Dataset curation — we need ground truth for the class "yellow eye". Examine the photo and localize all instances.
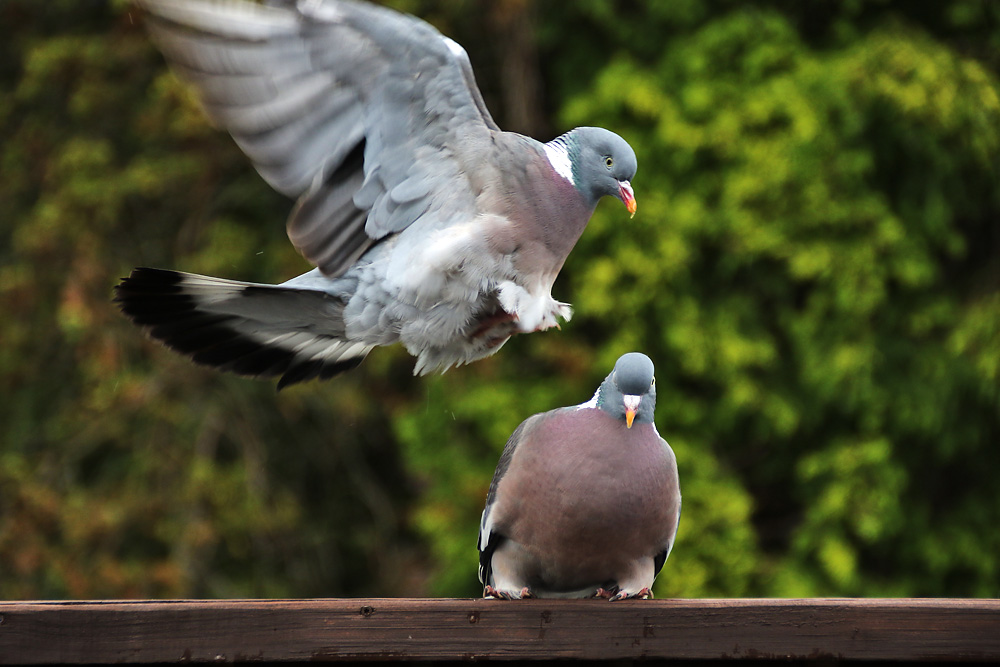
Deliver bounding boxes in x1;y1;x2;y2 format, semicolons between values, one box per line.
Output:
605;156;614;168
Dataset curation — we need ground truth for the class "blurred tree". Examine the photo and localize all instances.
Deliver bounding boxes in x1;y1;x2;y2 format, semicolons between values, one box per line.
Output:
1;0;998;600
0;0;425;598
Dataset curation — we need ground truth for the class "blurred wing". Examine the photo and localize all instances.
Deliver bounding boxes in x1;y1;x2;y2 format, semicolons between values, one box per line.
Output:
140;0;500;276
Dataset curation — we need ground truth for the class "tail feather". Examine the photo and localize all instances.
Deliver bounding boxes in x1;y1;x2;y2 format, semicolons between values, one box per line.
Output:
115;267;370;386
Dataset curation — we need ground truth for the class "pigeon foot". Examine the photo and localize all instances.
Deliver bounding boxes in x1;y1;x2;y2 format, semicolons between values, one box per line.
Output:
495;282;572;333
534;301;572;332
484;584;533;600
610;586;653;601
594;586;619;599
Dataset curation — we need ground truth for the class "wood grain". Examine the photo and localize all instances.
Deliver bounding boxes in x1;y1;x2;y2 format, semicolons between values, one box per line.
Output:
1;598;998;664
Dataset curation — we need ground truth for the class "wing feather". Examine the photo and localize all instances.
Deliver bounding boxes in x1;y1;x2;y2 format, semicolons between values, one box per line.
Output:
139;0;501;277
478;415;542;584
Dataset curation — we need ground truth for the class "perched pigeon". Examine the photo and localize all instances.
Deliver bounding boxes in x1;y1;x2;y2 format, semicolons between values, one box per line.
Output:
478;353;680;600
115;0;638;388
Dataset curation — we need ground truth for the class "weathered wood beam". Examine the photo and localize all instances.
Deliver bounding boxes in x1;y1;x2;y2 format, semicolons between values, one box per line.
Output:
1;598;998;664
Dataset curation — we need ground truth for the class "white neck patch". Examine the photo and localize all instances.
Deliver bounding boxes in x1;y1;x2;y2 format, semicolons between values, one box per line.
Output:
576;387;600;410
442;36;467;60
543;136;575;186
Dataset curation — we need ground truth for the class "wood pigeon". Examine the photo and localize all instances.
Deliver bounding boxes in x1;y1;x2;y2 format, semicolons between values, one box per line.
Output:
115;0;638;388
478;353;681;600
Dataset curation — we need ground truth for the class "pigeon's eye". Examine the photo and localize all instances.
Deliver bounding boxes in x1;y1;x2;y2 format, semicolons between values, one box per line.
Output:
605;156;614;169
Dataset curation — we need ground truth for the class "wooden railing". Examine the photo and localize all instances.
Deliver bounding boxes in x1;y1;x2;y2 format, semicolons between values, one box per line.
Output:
1;598;998;664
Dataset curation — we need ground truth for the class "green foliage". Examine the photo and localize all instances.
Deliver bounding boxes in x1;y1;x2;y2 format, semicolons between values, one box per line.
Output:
1;0;998;599
1;2;422;598
397;3;1000;598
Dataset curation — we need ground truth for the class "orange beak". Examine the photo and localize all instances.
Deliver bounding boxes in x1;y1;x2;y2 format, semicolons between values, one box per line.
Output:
623;394;641;429
619;180;636;218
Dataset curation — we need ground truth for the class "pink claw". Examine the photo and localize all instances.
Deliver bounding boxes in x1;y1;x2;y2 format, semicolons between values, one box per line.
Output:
484;584;533;600
610;587;654;601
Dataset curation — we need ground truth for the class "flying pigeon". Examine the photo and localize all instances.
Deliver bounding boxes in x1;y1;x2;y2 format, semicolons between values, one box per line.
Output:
115;0;638;388
478;353;681;600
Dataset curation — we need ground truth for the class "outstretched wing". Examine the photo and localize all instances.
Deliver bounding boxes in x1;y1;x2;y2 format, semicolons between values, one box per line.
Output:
140;0;500;276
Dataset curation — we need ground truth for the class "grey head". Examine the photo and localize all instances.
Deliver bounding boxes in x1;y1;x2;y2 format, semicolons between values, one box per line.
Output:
595;352;656;428
551;127;638;216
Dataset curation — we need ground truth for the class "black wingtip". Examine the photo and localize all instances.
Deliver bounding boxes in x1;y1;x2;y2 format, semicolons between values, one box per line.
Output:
114;266;368;387
276;354;366;391
115;266;181;297
478;531;504;589
115;267;189;324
